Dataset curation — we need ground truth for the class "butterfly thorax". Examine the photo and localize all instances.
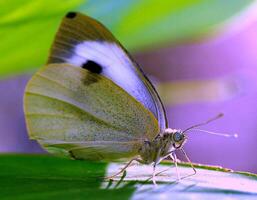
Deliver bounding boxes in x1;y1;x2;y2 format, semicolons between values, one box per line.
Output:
138;129;187;164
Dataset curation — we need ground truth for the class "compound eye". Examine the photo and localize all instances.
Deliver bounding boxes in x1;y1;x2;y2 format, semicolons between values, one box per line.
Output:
173;132;183;142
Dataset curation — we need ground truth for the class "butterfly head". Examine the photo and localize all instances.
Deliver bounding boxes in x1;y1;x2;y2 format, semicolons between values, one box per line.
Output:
162;128;187;149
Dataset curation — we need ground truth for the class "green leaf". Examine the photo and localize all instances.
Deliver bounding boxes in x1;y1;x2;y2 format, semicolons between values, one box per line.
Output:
0;0;255;78
0;0;83;78
1;154;256;199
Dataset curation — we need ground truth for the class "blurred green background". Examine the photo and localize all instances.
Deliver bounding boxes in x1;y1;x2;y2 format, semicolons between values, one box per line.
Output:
1;0;254;77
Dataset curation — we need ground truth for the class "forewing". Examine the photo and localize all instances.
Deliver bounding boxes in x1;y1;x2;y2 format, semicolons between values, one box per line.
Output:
24;64;159;159
47;12;168;131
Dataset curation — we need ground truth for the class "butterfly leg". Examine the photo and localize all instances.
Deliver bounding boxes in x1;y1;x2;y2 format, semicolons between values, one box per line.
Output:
170;152;181;181
180;148;196;179
149;151;177;184
105;157;143;180
152;163;157;185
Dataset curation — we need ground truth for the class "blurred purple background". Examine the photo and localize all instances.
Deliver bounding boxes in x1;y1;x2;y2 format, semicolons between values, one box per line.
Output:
135;19;257;173
0;15;256;173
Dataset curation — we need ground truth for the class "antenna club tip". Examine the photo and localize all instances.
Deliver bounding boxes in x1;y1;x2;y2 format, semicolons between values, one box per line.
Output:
234;134;238;138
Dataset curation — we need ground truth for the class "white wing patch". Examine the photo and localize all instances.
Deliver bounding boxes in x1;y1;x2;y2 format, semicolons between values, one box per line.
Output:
66;41;159;122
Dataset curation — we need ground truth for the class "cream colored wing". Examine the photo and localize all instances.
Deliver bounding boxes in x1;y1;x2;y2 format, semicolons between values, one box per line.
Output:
39;140;141;161
24;63;159;160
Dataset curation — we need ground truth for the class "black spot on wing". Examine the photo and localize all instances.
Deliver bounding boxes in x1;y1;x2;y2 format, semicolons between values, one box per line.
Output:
66;12;77;19
82;60;103;74
81;61;103;85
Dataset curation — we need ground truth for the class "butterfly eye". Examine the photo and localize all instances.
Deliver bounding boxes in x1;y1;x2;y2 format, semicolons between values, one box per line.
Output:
173;132;183;142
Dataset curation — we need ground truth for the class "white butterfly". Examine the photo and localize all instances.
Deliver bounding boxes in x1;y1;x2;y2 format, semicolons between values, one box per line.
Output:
24;12;196;184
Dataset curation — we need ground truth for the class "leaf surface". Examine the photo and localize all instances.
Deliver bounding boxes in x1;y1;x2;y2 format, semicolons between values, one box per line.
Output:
0;154;256;200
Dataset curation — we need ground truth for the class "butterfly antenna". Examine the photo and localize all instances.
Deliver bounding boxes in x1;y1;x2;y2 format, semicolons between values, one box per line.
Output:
187;128;238;138
182;113;224;133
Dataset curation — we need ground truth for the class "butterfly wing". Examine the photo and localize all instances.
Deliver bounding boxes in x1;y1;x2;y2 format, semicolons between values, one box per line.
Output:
24;64;159;160
38;140;142;161
47;12;168;131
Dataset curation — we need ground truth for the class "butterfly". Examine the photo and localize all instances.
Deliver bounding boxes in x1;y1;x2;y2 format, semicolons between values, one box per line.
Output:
24;11;217;184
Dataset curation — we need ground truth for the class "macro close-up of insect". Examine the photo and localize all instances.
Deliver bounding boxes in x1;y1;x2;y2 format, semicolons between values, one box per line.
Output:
24;12;239;184
1;1;257;200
